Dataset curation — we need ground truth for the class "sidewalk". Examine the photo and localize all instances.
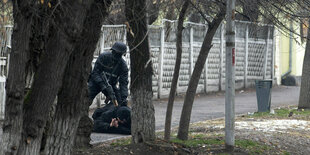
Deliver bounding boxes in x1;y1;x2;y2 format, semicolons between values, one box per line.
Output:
0;86;300;144
90;85;300;144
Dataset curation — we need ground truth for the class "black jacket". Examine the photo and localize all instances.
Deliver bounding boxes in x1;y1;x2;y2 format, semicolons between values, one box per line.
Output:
92;105;131;135
89;52;129;103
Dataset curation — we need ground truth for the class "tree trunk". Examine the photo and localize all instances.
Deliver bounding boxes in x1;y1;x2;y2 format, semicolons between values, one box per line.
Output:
17;1;92;154
146;0;160;25
22;7;50;152
164;1;178;41
18;30;73;155
125;0;155;143
73;1;112;148
298;20;310;109
164;0;189;141
25;10;47;90
0;1;33;154
43;1;113;153
241;0;259;22
177;10;225;140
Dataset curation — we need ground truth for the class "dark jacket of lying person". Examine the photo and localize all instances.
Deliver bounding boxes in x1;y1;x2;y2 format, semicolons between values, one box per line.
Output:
92;105;131;135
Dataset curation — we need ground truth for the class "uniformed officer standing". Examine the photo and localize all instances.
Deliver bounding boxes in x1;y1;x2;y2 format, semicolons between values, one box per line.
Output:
88;41;129;106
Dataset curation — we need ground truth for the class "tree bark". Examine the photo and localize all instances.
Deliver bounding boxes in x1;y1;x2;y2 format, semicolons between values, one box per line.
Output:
164;0;189;141
25;9;48;90
146;0;160;25
73;1;112;148
0;1;34;154
177;10;226;140
17;1;92;154
125;0;155;143
298;20;310;109
42;1;113;154
163;0;179;41
241;0;259;22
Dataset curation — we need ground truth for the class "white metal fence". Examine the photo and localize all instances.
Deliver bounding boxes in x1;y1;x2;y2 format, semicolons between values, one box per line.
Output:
0;20;275;119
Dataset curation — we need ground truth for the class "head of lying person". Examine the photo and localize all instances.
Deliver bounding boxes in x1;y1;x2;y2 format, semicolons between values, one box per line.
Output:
116;106;131;126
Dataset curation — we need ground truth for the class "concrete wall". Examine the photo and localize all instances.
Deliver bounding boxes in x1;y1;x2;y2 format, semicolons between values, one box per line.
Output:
0;78;5;120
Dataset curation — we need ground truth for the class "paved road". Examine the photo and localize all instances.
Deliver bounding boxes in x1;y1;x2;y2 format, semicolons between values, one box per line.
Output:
91;86;300;144
0;86;300;144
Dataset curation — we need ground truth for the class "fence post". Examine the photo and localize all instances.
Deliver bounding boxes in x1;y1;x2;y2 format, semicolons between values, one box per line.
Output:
263;27;270;79
6;26;12;77
219;24;224;91
189;25;194;77
123;25;127;44
100;26;105;54
157;25;165;99
271;26;275;82
204;25;208;93
204;57;208;94
0;80;5;120
244;24;249;88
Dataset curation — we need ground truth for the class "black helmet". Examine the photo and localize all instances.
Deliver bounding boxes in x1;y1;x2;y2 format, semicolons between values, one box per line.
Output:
111;42;127;55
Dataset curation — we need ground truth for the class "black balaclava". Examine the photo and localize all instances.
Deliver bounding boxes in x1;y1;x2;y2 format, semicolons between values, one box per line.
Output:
112;50;123;61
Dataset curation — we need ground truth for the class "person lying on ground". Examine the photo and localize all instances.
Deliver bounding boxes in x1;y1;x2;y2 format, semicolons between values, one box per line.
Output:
92;104;131;135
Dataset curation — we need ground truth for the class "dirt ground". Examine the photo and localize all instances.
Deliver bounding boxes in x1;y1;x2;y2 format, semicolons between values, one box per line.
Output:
73;107;310;155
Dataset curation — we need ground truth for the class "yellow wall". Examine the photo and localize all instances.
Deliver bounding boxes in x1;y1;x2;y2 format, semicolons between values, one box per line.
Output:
279;23;305;77
280;33;290;75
